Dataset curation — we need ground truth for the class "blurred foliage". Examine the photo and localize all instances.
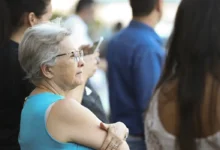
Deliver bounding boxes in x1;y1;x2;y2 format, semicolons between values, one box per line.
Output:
50;12;66;20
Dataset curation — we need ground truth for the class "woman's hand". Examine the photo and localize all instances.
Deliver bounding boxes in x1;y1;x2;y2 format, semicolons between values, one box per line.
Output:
100;122;129;150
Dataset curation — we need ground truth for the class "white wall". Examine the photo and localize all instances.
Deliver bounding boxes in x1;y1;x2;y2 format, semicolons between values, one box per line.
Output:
52;0;180;37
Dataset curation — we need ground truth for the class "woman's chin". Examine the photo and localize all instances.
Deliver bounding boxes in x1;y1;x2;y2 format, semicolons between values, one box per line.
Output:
76;78;84;85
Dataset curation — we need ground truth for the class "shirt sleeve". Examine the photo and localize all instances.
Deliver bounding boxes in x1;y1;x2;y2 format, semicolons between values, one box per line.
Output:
132;45;165;112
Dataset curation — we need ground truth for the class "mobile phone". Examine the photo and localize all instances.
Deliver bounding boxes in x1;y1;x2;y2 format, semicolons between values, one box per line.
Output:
92;36;104;53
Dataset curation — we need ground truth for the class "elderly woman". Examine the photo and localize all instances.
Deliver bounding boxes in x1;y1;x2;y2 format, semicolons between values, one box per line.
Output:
18;22;129;150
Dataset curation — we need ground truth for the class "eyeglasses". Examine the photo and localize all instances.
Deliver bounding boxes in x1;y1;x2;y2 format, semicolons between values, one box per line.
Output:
56;50;84;62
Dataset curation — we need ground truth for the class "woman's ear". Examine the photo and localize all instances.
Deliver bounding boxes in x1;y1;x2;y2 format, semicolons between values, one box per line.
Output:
40;65;54;79
27;12;38;27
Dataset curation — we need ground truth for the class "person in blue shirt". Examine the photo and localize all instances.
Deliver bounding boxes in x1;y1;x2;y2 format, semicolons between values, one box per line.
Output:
107;0;165;149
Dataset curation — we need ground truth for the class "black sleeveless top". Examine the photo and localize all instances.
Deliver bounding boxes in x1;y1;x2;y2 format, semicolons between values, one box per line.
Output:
0;40;34;150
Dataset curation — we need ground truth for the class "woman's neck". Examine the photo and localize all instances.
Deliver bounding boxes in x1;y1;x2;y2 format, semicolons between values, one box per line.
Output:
10;27;26;43
33;80;67;97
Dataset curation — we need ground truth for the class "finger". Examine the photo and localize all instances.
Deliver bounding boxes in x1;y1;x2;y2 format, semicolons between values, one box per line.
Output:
108;124;117;135
105;138;115;150
100;135;112;150
109;138;122;150
100;122;109;130
124;130;129;140
114;140;123;150
126;128;129;135
108;139;116;150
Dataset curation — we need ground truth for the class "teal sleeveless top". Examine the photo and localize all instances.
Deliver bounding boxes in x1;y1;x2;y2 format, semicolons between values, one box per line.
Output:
19;92;93;150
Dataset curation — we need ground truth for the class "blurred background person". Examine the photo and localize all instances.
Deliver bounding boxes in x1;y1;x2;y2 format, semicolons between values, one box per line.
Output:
0;0;53;149
64;0;94;48
106;0;165;149
145;0;220;149
113;22;123;33
63;0;109;122
100;21;124;59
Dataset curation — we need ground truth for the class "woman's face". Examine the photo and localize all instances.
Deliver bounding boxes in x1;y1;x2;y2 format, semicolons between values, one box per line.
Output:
50;36;85;91
37;2;53;23
28;1;53;26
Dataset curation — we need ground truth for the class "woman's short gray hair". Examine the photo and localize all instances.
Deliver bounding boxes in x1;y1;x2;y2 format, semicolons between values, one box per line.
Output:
19;21;71;82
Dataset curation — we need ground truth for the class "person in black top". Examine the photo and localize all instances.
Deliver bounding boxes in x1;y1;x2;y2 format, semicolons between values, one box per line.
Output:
0;0;53;149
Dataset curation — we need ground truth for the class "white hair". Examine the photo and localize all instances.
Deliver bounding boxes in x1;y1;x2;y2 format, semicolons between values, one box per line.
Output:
19;20;71;82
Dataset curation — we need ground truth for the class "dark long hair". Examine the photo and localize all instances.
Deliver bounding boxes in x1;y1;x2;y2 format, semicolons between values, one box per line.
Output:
156;0;220;149
0;0;50;48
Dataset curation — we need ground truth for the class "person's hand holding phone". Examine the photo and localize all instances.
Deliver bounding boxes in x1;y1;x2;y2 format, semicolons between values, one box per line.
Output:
83;52;100;80
79;44;93;55
79;36;104;55
92;36;104;53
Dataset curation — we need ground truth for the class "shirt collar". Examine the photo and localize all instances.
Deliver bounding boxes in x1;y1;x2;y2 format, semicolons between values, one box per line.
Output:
129;20;162;45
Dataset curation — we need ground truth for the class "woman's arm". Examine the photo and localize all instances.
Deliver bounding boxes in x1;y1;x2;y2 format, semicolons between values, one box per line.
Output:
47;98;129;150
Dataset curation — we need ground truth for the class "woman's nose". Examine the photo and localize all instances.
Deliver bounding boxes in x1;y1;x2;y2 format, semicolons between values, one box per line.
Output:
78;59;84;67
